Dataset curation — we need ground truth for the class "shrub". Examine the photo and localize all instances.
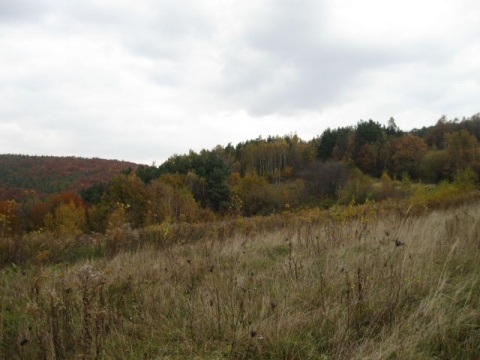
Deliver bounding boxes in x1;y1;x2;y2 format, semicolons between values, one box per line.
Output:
338;168;373;204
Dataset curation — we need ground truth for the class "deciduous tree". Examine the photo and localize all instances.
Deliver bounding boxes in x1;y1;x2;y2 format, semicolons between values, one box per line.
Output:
390;134;427;178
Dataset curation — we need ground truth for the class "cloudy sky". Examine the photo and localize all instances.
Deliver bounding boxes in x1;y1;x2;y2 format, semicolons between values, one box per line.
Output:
1;0;479;164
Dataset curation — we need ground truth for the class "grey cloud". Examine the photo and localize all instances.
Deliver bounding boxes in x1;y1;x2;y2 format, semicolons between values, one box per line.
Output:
0;0;51;22
0;0;214;60
215;0;384;115
215;0;458;116
63;1;215;61
1;0;478;164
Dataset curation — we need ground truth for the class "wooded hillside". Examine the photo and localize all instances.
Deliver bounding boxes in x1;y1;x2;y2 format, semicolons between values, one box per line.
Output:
0;155;138;200
1;113;480;235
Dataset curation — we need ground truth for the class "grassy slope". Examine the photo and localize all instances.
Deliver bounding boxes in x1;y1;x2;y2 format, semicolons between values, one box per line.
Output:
1;202;480;359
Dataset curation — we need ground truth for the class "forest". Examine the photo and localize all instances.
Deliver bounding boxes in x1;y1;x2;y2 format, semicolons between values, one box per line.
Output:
0;155;137;201
1;114;480;359
1;114;480;236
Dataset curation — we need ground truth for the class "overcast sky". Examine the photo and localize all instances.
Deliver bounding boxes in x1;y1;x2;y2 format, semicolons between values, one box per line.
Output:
1;0;479;164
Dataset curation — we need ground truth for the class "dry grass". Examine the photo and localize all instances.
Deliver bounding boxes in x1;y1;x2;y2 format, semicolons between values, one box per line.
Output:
1;201;480;359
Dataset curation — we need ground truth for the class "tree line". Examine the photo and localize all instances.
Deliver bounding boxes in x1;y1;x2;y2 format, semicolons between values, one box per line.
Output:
1;113;479;236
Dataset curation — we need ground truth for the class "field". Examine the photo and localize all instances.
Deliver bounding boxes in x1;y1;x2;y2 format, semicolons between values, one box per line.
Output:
1;200;480;359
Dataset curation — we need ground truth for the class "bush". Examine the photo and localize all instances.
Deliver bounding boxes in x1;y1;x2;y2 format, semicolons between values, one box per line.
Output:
338;168;373;204
453;167;478;191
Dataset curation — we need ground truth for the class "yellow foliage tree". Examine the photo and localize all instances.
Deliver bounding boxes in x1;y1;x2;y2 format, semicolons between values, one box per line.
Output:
146;176;198;225
44;201;86;236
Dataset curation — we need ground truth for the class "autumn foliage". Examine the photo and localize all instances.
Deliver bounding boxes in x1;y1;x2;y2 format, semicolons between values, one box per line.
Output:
1;114;480;238
2;114;480;359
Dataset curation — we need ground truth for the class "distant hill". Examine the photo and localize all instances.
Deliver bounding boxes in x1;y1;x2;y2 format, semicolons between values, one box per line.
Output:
0;154;139;200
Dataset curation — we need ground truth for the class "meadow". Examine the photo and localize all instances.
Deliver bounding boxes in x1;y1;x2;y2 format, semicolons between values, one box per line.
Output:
1;196;480;359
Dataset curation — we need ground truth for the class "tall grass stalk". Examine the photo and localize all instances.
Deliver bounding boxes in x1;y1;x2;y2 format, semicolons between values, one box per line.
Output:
1;200;480;358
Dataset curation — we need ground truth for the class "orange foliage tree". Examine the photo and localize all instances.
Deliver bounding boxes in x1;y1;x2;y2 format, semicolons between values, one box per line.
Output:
0;200;22;236
389;134;428;178
445;130;479;173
